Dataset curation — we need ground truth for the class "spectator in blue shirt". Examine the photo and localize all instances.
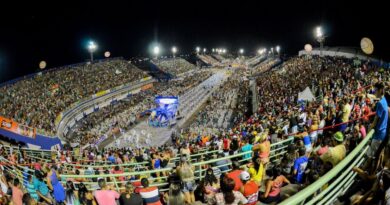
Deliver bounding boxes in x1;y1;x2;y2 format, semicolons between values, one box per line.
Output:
108;153;116;164
241;139;253;160
293;147;309;184
367;82;388;158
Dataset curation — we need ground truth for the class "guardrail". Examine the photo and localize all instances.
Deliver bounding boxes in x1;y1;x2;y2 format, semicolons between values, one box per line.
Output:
0;138;294;192
56;78;156;140
279;129;374;205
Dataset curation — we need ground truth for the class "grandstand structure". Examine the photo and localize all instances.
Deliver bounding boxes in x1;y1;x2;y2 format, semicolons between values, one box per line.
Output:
0;47;389;205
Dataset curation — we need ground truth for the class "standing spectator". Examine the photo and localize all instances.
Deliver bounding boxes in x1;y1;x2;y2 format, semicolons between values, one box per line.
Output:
139;178;162;205
167;183;185;205
47;165;65;204
26;175;39;203
177;156;196;204
119;182;142;205
65;181;80;205
94;179;120;205
293;147;309;184
78;183;97;205
241;139;253;161
367;82;388;158
12;178;23;205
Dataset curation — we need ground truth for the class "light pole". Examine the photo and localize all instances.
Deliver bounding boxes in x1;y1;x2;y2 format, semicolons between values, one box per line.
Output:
315;26;325;56
196;47;200;54
153;46;160;60
203;48;206;54
172;46;177;70
276;46;280;56
87;41;97;62
239;48;244;56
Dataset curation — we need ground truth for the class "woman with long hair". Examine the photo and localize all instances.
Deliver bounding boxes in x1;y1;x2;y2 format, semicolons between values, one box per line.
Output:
260;166;290;204
177;156;195;204
65;181;80;205
215;177;247;205
167;183;185;205
78;183;96;205
203;168;220;205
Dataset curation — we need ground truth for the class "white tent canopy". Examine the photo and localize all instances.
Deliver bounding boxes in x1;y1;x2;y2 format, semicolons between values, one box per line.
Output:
298;87;316;102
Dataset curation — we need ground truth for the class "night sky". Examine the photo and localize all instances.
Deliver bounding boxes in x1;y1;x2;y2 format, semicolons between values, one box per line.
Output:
0;0;388;83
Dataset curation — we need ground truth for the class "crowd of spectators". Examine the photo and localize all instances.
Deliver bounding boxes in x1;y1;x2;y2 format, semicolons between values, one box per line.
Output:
154;58;197;77
68;70;212;146
1;55;390;205
0;59;148;136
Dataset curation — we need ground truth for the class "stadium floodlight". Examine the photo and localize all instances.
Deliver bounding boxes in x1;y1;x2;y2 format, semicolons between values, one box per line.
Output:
203;48;207;53
315;26;326;56
212;48;215;52
239;49;244;54
172;46;177;55
87;41;97;62
196;47;200;53
222;49;226;54
153;46;160;59
316;26;323;38
276;45;280;54
271;47;274;53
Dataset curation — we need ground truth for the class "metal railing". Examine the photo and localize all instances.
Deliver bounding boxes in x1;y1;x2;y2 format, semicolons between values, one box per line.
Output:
279;129;374;205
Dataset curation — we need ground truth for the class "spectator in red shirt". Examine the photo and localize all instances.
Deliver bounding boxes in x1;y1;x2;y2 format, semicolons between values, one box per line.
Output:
226;162;243;191
239;171;259;205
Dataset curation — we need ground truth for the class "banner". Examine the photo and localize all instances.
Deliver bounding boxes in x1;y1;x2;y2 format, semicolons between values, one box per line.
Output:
141;83;153;91
0;116;36;138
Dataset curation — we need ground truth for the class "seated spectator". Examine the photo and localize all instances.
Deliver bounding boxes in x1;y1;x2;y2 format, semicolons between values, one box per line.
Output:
239;171;258;205
203;168;220;204
260;166;290;204
215;177;248;205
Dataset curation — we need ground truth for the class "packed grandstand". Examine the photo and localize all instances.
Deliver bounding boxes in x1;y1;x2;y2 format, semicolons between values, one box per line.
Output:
0;49;390;205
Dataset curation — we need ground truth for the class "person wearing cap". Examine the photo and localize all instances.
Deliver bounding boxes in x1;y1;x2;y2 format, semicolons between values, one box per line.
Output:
320;131;346;167
239;171;258;205
119;182;142;205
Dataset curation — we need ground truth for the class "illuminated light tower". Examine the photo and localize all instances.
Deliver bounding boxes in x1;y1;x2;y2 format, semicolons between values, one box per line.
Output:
276;45;281;56
196;47;200;54
87;41;97;62
239;48;244;55
153;46;160;60
172;46;177;69
315;26;325;56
